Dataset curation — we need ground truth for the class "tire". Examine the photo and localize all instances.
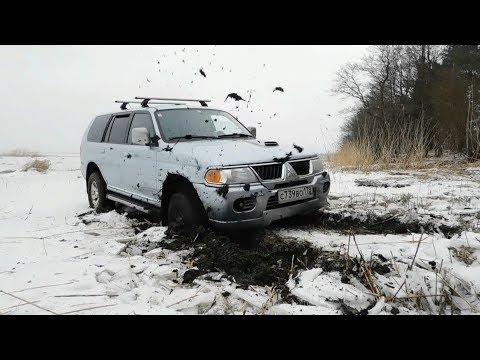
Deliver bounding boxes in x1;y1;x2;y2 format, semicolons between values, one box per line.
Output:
87;172;111;212
167;187;206;229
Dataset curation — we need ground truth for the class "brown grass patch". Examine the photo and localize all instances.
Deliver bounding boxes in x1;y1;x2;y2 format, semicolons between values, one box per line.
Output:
449;246;476;266
22;159;51;173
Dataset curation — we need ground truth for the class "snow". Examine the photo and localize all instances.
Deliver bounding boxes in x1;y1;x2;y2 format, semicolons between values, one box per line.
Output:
1;155;479;315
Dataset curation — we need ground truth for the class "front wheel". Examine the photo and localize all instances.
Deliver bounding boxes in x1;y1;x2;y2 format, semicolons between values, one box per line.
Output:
167;191;206;229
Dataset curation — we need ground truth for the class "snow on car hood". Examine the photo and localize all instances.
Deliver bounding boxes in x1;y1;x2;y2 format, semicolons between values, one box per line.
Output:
180;138;317;167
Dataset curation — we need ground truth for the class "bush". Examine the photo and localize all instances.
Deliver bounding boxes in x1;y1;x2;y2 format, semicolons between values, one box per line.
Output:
22;159;51;173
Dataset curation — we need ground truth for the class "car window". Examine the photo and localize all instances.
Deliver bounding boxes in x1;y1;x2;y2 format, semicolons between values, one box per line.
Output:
87;114;111;142
155;109;250;141
128;113;155;144
107;115;131;144
211;114;240;135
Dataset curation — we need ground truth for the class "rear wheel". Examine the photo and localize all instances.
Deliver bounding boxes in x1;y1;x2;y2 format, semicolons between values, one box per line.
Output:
87;172;111;212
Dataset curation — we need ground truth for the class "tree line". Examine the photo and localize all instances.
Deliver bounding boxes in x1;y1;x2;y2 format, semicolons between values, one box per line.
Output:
333;45;480;162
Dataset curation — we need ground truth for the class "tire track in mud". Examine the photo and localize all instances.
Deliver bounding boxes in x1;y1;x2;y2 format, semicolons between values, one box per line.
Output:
144;224;392;301
270;211;462;239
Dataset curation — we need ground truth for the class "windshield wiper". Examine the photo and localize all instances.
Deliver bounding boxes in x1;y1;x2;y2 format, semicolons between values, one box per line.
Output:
217;133;253;138
169;135;218;140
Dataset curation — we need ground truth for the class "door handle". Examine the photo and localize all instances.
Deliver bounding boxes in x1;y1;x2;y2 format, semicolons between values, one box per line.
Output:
101;149;105;154
123;152;132;159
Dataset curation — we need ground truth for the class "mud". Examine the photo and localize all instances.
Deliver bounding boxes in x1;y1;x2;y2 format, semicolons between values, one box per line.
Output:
273;152;292;164
271;211;461;238
162;227;318;294
355;179;410;188
160;226;392;298
293;144;303;153
216;184;229;198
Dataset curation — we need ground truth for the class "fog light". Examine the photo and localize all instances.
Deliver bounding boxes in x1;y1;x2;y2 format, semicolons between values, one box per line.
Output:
323;181;330;193
233;197;256;212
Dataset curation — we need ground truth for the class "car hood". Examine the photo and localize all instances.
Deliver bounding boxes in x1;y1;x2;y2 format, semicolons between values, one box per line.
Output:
170;138;317;167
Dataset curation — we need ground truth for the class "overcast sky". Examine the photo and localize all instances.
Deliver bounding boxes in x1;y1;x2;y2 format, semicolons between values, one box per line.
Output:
0;45;369;154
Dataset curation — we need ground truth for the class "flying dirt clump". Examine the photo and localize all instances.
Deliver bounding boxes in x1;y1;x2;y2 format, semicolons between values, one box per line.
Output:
225;93;246;102
293;144;303;153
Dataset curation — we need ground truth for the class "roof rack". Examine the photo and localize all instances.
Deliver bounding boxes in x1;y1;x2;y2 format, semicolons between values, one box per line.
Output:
115;100;186;110
134;97;211;108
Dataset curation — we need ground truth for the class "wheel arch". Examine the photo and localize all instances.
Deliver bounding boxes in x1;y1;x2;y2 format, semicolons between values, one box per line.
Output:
86;162;103;182
161;173;206;224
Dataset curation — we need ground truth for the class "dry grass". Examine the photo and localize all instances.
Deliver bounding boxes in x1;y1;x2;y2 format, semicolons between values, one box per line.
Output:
328;119;475;173
329;143;430;171
329;150;472;174
449;246;476;266
0;149;42;157
329;114;435;171
22;159;51;173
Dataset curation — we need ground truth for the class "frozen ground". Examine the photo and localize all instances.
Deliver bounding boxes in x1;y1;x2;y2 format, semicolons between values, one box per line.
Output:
0;155;479;315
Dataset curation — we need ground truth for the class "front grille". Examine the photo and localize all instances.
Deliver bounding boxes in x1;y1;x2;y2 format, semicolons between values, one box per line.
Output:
274;180;309;189
266;189;316;210
289;160;310;175
252;164;282;180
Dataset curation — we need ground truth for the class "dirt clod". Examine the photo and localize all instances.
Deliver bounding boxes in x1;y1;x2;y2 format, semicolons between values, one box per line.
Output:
182;269;203;284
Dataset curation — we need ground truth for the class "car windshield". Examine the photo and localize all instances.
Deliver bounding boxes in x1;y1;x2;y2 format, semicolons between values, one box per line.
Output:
155;109;253;141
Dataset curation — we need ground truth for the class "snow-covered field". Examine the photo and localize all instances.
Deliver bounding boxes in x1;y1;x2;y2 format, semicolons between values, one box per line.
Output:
1;155;479;315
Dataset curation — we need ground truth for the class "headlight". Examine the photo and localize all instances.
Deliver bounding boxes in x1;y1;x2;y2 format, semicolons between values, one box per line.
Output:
205;167;258;185
311;157;324;174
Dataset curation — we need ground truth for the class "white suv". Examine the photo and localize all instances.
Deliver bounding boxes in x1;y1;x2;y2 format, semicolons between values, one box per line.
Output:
80;97;330;230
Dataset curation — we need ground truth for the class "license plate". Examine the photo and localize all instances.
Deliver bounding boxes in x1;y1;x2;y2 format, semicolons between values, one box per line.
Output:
277;186;314;204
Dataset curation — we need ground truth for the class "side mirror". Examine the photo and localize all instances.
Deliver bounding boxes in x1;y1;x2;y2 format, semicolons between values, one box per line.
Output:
150;134;160;147
247;126;257;138
132;127;150;146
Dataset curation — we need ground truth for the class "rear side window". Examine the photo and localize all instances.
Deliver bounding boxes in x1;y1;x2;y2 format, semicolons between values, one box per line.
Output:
107;115;131;144
128;113;156;144
87;115;111;142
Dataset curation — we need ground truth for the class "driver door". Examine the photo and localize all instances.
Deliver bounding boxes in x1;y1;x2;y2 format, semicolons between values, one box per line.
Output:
119;112;159;204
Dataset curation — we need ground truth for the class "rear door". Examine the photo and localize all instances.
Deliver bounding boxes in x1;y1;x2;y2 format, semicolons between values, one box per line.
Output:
119;111;159;204
102;113;132;191
82;114;112;180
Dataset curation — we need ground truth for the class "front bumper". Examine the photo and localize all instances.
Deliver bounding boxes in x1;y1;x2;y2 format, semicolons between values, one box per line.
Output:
193;172;330;230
